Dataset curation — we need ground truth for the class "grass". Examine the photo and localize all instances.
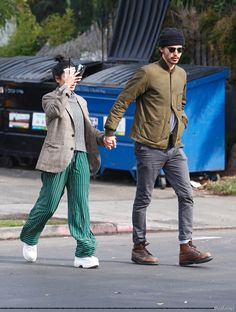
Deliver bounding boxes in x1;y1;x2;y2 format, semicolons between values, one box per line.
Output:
0;218;68;228
201;176;236;195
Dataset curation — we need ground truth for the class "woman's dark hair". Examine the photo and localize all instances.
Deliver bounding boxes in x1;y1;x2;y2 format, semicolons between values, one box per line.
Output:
52;55;75;79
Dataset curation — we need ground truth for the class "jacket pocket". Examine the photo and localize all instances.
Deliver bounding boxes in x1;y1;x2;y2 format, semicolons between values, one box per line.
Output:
44;142;63;152
176;93;183;110
181;112;188;128
178;112;188;139
140;118;164;142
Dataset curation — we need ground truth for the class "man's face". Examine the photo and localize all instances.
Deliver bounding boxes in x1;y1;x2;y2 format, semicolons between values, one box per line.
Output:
159;45;184;66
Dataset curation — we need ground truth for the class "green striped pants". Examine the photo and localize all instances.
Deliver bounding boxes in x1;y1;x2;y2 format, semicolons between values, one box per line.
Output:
20;151;96;257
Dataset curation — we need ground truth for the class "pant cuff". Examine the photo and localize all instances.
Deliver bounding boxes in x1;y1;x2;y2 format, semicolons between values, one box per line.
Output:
179;239;191;244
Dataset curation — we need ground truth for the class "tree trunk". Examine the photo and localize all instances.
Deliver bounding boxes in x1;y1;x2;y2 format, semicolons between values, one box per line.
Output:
195;30;201;64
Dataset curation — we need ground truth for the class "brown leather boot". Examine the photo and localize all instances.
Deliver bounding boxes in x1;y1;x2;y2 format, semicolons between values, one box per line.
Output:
131;242;159;265
179;241;213;266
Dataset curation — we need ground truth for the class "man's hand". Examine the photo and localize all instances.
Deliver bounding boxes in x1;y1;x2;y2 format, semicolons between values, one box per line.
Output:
103;136;117;150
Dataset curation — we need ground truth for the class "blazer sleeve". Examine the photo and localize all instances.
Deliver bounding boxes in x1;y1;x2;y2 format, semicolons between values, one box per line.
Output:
42;85;71;119
78;95;105;146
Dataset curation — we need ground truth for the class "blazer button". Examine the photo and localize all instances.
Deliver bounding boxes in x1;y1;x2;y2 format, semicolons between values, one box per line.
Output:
71;147;74;151
72;134;75;137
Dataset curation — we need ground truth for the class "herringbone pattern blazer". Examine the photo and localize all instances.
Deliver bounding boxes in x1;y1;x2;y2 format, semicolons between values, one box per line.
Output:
36;86;104;174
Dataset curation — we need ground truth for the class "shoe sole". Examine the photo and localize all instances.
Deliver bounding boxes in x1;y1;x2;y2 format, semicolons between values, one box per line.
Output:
179;256;213;266
23;254;37;263
131;257;159;265
75;264;99;269
24;258;37;263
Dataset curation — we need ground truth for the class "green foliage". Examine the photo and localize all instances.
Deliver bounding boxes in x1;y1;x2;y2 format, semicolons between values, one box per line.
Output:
171;0;236;14
28;0;67;23
167;0;236;80
93;0;117;28
0;0;118;55
212;0;236;15
0;218;67;227
40;8;76;46
70;0;94;34
199;10;218;33
0;0;16;27
227;13;236;54
0;1;42;56
203;176;236;195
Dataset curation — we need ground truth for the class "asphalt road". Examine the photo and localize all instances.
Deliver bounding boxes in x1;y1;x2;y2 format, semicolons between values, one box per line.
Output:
0;229;235;312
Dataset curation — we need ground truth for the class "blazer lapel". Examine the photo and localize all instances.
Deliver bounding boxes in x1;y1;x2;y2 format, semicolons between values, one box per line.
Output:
75;95;90;123
65;102;74;122
53;87;74;122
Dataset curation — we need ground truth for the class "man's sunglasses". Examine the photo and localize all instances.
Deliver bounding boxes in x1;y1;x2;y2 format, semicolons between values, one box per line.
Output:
167;47;184;53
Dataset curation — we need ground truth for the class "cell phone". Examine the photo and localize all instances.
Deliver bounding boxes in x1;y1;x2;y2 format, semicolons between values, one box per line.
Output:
75;64;86;76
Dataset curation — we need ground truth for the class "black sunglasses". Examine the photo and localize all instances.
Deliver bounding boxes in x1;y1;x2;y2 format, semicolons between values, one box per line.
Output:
167;47;184;53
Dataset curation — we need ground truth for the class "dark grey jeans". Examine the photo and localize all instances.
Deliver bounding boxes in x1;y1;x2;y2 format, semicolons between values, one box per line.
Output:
133;142;193;244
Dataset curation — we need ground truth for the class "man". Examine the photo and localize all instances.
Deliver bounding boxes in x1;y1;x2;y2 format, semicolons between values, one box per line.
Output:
104;28;213;266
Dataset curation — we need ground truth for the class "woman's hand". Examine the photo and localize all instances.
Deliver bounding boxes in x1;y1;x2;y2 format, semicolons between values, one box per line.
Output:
64;71;82;91
103;136;117;150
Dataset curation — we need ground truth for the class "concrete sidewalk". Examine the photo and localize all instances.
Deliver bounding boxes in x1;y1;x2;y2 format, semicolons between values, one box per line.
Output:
0;168;235;239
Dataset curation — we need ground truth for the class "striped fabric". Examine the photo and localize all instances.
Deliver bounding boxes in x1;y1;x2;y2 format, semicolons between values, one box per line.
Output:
20;152;96;257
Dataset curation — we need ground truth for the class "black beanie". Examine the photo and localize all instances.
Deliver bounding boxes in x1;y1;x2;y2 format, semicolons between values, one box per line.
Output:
159;28;185;47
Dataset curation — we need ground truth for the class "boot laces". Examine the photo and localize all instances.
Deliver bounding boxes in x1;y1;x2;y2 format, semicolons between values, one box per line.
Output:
189;243;201;255
139;242;152;255
189;241;197;249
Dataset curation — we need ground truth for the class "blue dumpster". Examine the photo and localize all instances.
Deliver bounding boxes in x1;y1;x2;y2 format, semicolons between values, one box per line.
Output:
76;64;229;178
181;65;230;173
0;56;102;166
0;0;169;167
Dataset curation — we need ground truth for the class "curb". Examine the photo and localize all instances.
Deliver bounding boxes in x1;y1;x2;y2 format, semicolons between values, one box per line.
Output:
1;223;236;240
0;222;134;240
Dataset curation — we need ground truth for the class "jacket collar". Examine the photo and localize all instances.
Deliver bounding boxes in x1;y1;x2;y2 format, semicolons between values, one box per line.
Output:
158;57;176;73
55;85;72;97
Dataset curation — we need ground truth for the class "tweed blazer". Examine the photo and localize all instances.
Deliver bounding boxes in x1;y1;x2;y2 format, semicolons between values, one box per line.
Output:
36;85;104;174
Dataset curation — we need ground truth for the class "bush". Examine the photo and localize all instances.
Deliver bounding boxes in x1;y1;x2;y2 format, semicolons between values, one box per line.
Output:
41;8;76;46
0;0;16;27
202;176;236;195
0;2;42;56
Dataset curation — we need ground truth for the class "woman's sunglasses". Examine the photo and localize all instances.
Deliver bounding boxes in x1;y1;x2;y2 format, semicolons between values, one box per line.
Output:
167;47;184;54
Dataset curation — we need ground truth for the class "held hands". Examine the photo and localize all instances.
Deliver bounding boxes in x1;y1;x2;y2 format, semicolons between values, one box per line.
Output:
103;136;117;150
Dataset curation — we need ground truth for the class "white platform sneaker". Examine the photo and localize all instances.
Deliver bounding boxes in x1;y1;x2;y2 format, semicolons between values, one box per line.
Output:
74;256;99;269
23;243;37;262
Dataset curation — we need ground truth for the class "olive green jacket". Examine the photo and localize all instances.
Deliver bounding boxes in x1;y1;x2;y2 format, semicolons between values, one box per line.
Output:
104;58;188;149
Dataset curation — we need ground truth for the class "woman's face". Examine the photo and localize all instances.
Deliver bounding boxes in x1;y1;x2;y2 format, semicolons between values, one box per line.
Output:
55;66;76;90
55;74;65;87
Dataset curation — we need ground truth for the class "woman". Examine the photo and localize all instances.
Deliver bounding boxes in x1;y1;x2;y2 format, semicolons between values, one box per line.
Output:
20;56;113;269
